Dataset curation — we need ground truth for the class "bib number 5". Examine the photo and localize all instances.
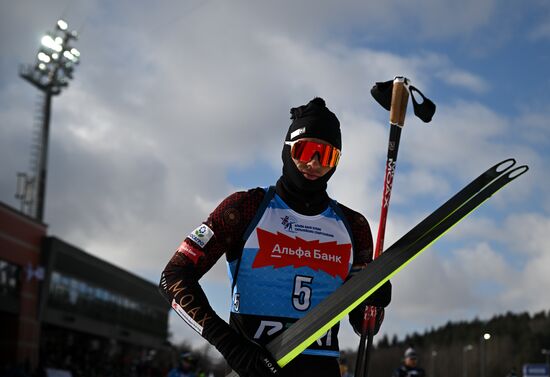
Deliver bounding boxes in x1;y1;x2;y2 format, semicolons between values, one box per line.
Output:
292;275;313;311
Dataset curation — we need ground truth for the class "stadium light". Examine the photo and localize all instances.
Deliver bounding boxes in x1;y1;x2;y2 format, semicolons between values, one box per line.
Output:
18;19;81;220
480;332;491;377
57;19;68;30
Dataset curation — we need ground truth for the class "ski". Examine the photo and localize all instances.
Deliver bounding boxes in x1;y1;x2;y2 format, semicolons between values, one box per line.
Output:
377;158;516;256
226;159;528;376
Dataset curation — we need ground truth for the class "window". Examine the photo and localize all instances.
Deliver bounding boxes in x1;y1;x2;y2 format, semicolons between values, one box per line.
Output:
0;259;20;297
47;270;162;334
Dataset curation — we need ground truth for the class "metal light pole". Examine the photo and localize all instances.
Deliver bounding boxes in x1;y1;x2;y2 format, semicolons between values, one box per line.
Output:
542;349;550;368
430;349;437;377
18;19;80;221
480;333;491;377
463;344;473;377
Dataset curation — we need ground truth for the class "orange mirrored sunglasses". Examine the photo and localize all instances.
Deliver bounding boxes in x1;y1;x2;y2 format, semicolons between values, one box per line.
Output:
285;140;341;168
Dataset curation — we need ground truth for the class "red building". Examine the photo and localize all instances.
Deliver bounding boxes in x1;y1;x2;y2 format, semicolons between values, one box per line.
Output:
0;201;170;374
0;201;45;368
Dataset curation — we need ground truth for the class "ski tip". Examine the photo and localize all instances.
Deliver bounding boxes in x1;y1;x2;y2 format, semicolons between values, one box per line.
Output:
495;158;516;173
506;165;529;179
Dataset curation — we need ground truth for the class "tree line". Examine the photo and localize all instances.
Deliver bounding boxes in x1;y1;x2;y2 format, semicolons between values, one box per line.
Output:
172;309;550;377
340;310;550;377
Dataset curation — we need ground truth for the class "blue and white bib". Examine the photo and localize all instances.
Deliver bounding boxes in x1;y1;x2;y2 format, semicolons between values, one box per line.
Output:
227;189;354;357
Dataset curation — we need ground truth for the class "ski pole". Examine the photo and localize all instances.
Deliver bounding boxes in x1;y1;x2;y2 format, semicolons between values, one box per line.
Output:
354;76;409;377
355;77;436;377
374;77;408;259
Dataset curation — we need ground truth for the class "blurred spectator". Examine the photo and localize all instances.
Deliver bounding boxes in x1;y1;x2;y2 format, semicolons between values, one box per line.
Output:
338;357;353;377
167;352;197;377
505;367;518;377
391;347;426;377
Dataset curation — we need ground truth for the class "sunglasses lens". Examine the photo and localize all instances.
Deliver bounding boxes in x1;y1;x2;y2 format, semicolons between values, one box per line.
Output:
292;140;308;160
290;140;340;167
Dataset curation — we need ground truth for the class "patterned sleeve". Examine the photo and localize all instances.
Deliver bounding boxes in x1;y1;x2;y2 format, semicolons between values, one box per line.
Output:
159;188;266;336
337;203;373;267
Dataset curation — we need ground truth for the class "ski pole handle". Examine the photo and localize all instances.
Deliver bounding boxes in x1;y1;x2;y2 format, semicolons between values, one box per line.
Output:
389;77;409;128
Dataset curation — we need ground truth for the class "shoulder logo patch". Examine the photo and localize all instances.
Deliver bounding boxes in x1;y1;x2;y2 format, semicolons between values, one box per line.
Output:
187;224;214;248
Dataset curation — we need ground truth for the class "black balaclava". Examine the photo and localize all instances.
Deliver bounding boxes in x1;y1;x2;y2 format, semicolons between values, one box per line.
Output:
276;97;342;215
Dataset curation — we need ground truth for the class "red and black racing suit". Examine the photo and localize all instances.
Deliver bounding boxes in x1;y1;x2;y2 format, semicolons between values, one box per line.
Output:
159;187;390;376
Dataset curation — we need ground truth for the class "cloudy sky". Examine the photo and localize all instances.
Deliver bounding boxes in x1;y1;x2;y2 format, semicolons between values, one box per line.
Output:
1;0;549;354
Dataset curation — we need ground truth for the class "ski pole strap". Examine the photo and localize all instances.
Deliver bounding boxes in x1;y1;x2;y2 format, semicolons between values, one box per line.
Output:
370;80;393;111
409;85;436;122
371;77;436;123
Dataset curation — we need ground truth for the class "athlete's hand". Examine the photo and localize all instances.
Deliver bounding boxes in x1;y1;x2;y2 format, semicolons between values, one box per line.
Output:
346;274;390;336
345;269;392;308
203;315;280;377
349;305;384;336
223;336;281;377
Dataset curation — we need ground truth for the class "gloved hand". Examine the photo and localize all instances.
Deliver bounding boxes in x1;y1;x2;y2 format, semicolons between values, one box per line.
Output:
364;280;392;307
349;305;385;336
203;316;280;377
221;335;280;377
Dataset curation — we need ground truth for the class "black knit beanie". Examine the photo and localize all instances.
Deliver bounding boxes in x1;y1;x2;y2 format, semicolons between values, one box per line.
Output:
285;97;342;149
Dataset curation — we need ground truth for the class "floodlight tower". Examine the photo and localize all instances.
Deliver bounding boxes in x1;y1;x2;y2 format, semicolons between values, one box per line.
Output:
18;19;81;221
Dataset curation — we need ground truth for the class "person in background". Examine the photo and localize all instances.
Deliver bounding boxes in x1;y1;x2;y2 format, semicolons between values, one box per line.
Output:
505;367;518;377
339;357;353;377
167;352;197;377
392;347;426;377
